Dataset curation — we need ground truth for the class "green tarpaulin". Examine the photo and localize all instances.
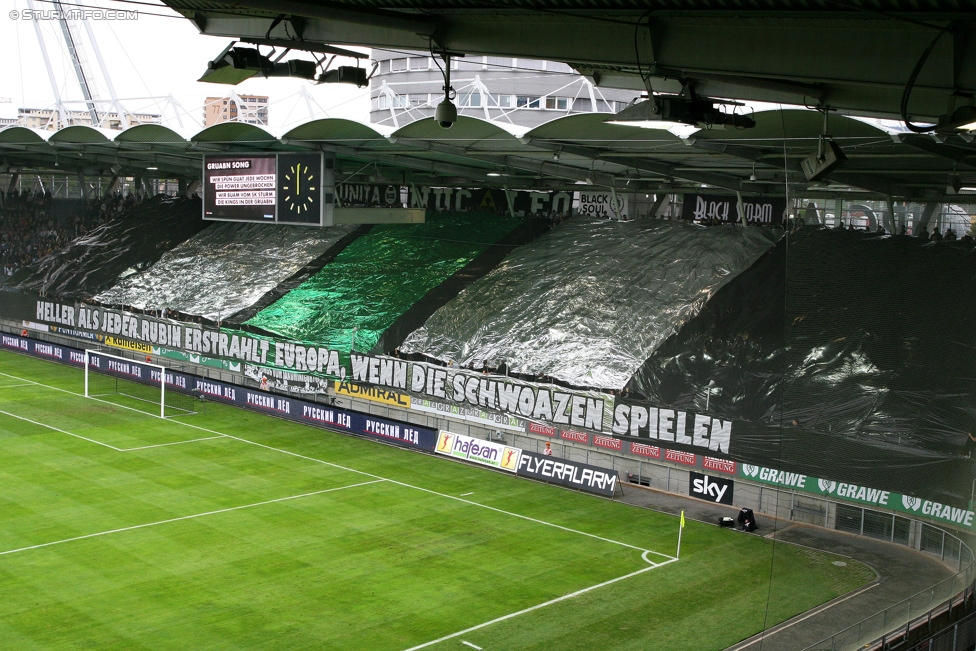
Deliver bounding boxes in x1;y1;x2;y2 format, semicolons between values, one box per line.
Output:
246;211;523;353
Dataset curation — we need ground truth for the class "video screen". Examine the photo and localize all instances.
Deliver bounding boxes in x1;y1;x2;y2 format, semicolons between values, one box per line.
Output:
203;154;277;223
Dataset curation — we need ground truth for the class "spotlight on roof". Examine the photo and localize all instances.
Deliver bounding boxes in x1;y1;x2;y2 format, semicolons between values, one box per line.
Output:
199;42;317;84
606;95;756;129
316;66;368;87
936;105;976;133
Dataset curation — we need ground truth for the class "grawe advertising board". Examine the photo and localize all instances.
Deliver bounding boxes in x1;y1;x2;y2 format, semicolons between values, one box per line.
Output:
516;450;618;498
202;152;335;226
435;431;521;472
739;463;976;531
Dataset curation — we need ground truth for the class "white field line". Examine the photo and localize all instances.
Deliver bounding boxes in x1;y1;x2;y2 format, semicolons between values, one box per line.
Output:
0;479;386;558
461;642;482;650
403;555;680;651
0;407;123;451
0;371;677;560
0;383;36;389
0;405;225;451
120;436;227;451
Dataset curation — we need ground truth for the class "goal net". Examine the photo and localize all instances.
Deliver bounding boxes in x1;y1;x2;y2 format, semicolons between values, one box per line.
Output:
84;349;197;418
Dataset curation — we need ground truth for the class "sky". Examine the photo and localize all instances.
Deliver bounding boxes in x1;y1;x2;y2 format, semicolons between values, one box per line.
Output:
0;0;372;131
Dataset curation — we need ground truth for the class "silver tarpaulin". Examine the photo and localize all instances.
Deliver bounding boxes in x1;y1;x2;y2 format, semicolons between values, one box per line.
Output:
95;222;356;320
400;219;777;390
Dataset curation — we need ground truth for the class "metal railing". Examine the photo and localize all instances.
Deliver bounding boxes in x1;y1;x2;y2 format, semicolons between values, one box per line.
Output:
803;533;975;651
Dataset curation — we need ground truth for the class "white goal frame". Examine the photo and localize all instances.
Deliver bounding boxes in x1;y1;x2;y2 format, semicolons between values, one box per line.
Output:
84;349;166;418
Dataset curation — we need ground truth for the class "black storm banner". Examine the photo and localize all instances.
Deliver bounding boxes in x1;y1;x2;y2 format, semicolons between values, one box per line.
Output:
681;193;786;226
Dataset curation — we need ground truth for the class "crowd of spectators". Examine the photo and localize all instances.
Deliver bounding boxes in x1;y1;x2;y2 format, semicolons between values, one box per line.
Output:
1;190;144;278
798;213;976;247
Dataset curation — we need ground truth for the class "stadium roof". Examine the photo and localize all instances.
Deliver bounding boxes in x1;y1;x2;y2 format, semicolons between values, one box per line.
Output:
160;0;976;123
0;111;971;200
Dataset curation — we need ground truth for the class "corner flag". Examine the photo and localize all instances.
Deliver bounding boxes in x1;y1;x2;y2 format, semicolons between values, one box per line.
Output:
677;510;686;559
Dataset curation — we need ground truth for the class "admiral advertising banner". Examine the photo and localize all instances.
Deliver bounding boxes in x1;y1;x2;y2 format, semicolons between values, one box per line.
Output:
333;380;411;408
435;430;521;472
516;450;618;497
680;193;786;226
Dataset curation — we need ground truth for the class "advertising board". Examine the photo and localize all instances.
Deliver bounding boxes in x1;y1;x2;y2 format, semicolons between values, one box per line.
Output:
690;471;735;505
435;431;521;472
516;450;618;497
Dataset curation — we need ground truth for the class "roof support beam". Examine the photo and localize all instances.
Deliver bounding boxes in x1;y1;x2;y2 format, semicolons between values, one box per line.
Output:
390;137;617;186
900;135;976;170
526;138;745;192
689;138;909;197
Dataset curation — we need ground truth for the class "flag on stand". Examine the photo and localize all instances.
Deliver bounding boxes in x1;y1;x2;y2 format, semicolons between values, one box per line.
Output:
680;510;685;529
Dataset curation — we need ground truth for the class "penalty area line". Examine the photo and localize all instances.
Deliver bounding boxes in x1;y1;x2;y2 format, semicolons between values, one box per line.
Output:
402;556;679;651
0;479;386;558
0;407;123;451
0;404;226;452
0;371;677;561
120;435;227;451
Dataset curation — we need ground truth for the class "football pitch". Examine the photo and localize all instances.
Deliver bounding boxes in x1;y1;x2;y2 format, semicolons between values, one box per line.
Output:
0;349;875;650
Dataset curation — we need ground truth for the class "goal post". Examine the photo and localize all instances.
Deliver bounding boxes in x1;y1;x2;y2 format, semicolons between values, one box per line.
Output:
84;349;195;418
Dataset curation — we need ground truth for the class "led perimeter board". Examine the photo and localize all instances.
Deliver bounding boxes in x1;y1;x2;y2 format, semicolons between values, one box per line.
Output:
203;152;335;226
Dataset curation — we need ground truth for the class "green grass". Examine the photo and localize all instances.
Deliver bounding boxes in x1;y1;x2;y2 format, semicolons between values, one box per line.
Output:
0;349;874;650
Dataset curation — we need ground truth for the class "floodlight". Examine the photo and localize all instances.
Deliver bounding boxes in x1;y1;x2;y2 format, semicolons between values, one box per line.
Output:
199;44;268;84
317;66;368;87
199;43;318;84
936;105;976;133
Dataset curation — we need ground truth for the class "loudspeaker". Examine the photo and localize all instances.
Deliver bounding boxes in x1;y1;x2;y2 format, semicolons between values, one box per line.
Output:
800;140;847;181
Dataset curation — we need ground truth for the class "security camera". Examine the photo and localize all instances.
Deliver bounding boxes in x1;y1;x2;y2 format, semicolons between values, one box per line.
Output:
435;99;457;128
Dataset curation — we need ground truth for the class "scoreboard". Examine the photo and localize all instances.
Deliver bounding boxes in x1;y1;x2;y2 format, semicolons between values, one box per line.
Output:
202;152;335;226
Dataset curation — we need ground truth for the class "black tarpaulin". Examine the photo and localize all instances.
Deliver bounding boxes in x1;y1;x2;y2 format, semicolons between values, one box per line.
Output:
5;195;207;301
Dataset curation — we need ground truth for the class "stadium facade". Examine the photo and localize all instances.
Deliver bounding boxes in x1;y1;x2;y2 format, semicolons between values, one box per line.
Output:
369;49;639;129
